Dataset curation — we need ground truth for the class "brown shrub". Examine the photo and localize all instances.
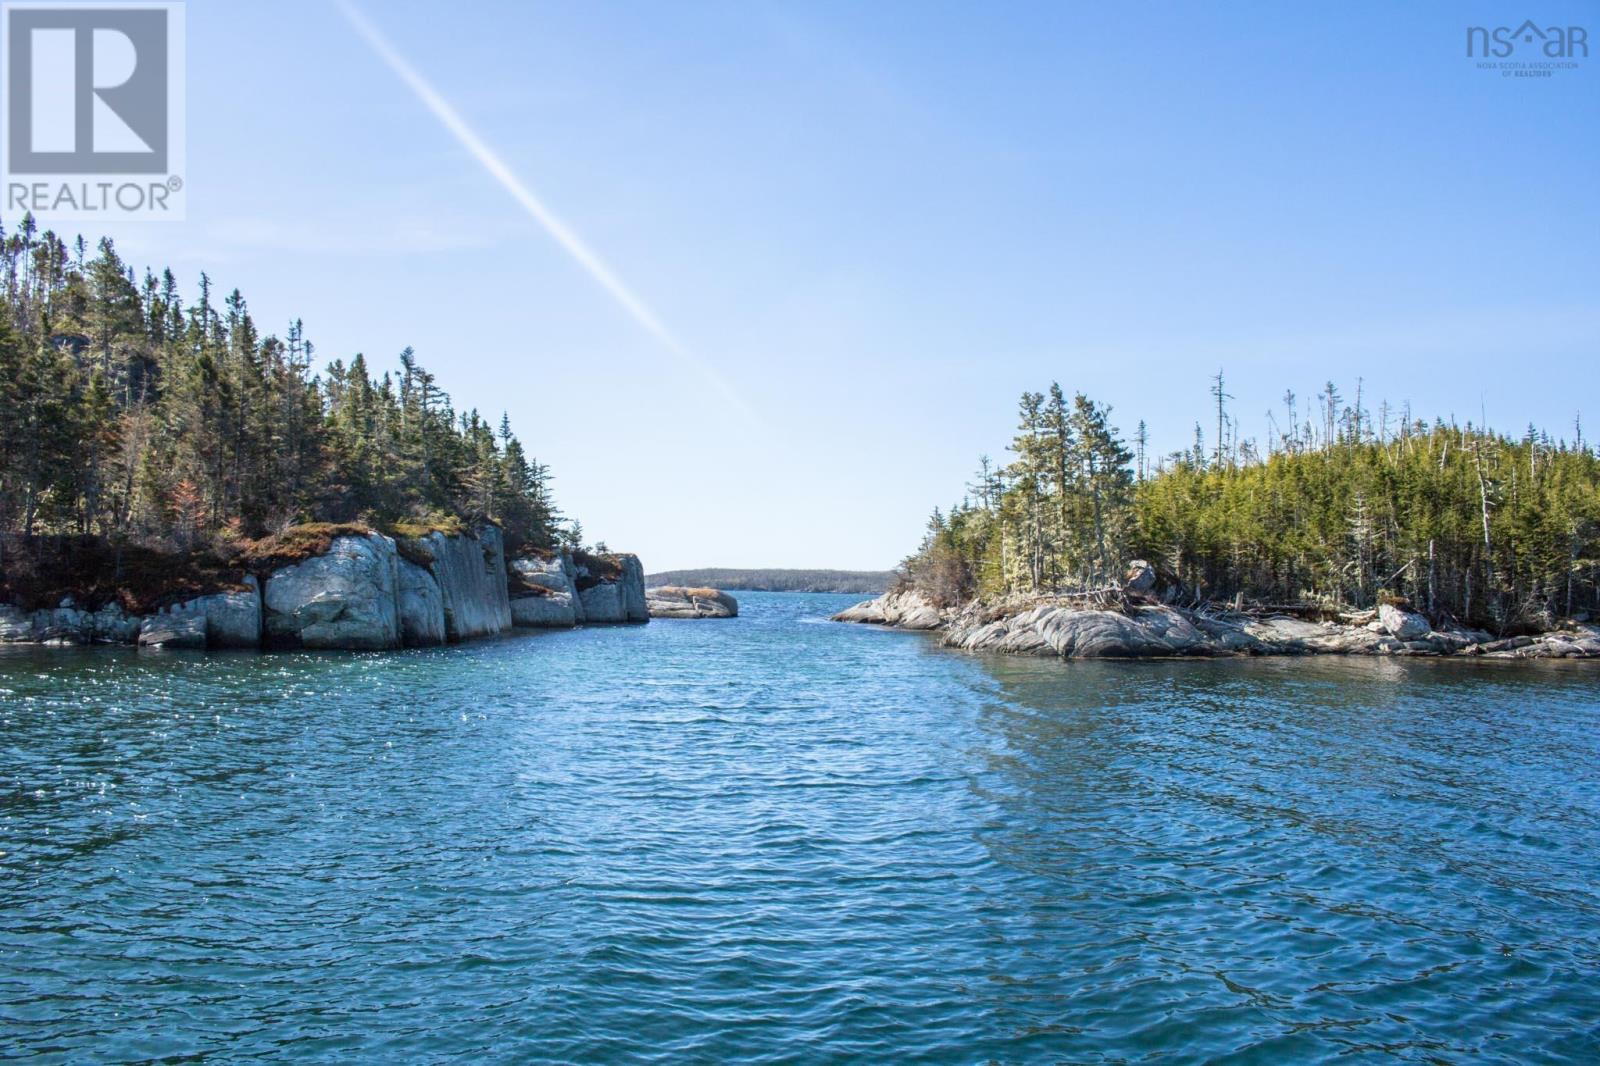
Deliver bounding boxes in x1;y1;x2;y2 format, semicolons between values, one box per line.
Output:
0;534;249;614
571;549;624;590
238;523;373;572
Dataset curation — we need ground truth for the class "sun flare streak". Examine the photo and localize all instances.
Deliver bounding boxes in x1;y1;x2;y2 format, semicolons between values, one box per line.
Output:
335;0;752;418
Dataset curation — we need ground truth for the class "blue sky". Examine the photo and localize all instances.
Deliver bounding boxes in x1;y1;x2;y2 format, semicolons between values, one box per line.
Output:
84;0;1599;570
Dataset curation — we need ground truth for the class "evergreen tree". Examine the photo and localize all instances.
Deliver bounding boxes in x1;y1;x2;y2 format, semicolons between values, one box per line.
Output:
0;219;567;555
897;377;1600;629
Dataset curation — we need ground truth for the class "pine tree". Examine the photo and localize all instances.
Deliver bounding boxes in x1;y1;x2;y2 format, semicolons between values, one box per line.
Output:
0;224;570;554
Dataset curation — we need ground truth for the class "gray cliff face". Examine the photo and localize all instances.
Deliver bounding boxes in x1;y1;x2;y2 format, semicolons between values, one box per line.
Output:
264;533;402;650
164;577;263;648
263;526;513;650
620;555;649;622
1;528;649;651
508;553;584;628
396;559;447;647
508;551;648;627
646;586;739;619
833;583;1600;662
423;526;512;641
575;554;649;625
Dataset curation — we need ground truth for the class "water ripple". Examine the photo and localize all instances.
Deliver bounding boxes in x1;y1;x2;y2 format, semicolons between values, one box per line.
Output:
2;595;1598;1062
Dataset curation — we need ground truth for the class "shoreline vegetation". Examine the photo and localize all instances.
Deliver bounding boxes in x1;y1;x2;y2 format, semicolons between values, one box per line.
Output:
0;221;654;649
834;377;1600;662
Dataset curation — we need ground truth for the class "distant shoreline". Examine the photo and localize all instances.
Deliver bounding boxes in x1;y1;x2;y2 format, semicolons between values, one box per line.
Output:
645;568;893;596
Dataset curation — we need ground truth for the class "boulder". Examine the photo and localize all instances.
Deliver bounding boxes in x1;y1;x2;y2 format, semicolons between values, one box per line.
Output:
647;586;738;619
1245;615;1391;654
1041;605;1210;657
832;598;890;624
896;601;944;630
509;552;584;628
831;589;944;629
1562;621;1600;648
29;606;92;644
396;559;447;647
422;526;512;641
941;602;1229;658
0;604;34;642
263;533;401;650
5;601;154;645
163;577;262;648
90;603;143;644
1378;603;1431;641
578;553;649;625
138;614;207;649
1124;560;1157;594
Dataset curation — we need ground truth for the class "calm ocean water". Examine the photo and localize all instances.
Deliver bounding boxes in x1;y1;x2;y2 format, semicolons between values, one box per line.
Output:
2;592;1598;1063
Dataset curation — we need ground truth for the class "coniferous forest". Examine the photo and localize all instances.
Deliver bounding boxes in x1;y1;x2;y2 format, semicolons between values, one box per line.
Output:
905;377;1600;630
0;221;565;565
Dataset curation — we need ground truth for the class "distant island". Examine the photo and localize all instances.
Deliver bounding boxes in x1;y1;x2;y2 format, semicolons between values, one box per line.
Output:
645;568;894;594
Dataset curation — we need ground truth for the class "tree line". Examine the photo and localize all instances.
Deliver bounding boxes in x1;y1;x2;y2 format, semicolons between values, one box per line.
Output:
905;374;1600;629
0;219;566;557
645;568;895;594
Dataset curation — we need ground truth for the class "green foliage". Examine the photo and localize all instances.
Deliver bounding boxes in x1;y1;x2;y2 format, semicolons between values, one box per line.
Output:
904;379;1600;628
0;220;565;554
1136;424;1600;626
918;386;1134;599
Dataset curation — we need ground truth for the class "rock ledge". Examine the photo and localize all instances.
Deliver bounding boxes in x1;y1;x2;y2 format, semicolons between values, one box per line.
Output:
647;586;738;619
833;587;1600;662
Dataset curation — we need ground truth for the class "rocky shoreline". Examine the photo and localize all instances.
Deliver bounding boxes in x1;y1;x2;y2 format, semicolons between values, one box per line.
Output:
833;582;1600;663
0;529;648;651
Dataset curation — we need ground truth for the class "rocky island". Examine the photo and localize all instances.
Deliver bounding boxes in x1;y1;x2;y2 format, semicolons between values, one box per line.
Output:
835;561;1600;662
646;586;739;619
837;376;1599;666
0;229;658;653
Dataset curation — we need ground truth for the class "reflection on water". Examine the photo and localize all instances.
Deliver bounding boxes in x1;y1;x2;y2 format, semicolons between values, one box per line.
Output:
2;597;1597;1062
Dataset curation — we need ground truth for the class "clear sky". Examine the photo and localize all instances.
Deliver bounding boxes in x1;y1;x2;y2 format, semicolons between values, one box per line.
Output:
85;0;1599;571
